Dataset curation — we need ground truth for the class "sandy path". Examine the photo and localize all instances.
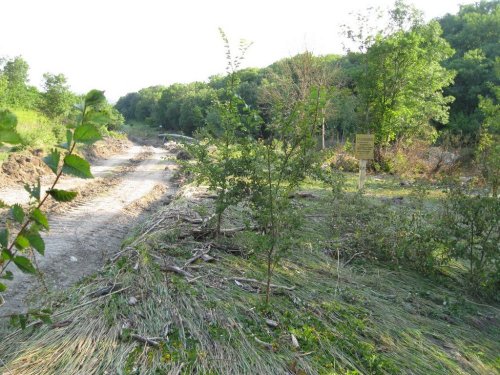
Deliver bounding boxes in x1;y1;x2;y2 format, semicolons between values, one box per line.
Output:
0;144;176;314
0;145;145;206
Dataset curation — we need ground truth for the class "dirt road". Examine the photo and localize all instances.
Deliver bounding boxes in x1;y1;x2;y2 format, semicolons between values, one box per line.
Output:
0;143;176;314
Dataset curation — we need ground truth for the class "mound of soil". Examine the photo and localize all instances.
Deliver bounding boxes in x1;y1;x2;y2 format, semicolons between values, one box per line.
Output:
0;152;51;188
82;137;131;162
0;138;132;189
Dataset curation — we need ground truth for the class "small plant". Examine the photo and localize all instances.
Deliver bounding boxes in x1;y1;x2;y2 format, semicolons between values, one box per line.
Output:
0;90;109;318
184;29;256;237
249;86;326;303
442;187;500;296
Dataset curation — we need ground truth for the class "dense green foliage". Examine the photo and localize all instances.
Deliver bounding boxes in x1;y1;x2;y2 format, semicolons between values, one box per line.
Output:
0;57;124;151
345;4;455;144
439;0;500;142
115;0;499;154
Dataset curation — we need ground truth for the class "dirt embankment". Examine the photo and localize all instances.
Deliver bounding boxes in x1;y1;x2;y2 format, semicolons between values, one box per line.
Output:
0;137;131;189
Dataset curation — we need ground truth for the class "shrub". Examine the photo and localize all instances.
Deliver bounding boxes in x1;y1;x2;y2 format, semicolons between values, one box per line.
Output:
442;187;500;297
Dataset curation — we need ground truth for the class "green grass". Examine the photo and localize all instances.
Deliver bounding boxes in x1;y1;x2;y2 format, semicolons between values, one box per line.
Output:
13;109;65;150
122;121;161;139
0;182;497;374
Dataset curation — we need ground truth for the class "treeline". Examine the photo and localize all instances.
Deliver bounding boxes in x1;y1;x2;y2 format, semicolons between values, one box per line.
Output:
0;57;124;135
116;0;499;149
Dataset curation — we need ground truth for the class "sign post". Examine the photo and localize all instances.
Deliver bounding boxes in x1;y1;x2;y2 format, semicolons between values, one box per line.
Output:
355;134;375;190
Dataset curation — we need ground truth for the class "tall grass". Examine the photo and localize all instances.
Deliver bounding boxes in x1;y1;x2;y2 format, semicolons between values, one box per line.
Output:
13;109;65;150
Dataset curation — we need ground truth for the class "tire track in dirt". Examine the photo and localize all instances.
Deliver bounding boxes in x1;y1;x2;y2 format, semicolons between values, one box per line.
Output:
1;145;177;314
0;144;145;206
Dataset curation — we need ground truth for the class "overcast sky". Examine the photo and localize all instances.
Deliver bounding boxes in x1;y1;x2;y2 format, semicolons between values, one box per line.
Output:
1;0;466;102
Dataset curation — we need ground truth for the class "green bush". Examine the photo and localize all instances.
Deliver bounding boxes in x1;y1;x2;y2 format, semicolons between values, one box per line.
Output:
442;188;500;297
13;109;65;149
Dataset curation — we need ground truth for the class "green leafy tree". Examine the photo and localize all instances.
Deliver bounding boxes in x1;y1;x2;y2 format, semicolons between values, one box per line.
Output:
345;1;455;145
41;73;76;119
477;68;500;196
249;87;326;303
185;30;255;236
0;56;39;109
115;92;140;121
0;90;108;317
439;0;500;141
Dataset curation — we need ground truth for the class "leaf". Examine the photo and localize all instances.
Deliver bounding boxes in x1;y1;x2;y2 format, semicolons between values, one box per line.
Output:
62;154;93;178
24;179;41;202
0;109;17;130
13;256;36;274
43;149;61;175
0;282;5;292
11;204;25;224
26;230;45;255
84;90;106;107
47;189;78;202
15;235;30;250
1;249;13;261
66;129;73;147
0;129;22;144
0;228;8;248
30;310;52;324
31;208;49;230
74;123;102;144
0;270;13;280
0;199;9;208
84;111;109;125
10;314;28;330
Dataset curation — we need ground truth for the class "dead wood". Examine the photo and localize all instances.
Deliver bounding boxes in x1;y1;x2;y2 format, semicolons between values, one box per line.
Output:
161;264;193;278
131;333;160;347
183;247;211;268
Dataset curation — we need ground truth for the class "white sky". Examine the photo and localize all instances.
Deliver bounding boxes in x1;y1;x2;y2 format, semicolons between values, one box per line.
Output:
1;0;466;102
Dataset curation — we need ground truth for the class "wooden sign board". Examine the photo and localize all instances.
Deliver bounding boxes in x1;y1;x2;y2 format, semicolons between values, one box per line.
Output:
355;134;375;160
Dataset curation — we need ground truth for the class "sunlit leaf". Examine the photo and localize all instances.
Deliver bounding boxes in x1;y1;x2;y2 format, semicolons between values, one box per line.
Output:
47;189;78;202
74;123;102;144
62;154;93;178
32;208;49;230
15;235;30;250
13;256;36;274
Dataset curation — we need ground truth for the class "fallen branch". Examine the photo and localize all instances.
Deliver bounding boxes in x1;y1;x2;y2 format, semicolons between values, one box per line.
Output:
131;333;160;347
181;217;203;224
228;277;295;291
88;283;123;298
183;247;211;268
161;265;193;278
